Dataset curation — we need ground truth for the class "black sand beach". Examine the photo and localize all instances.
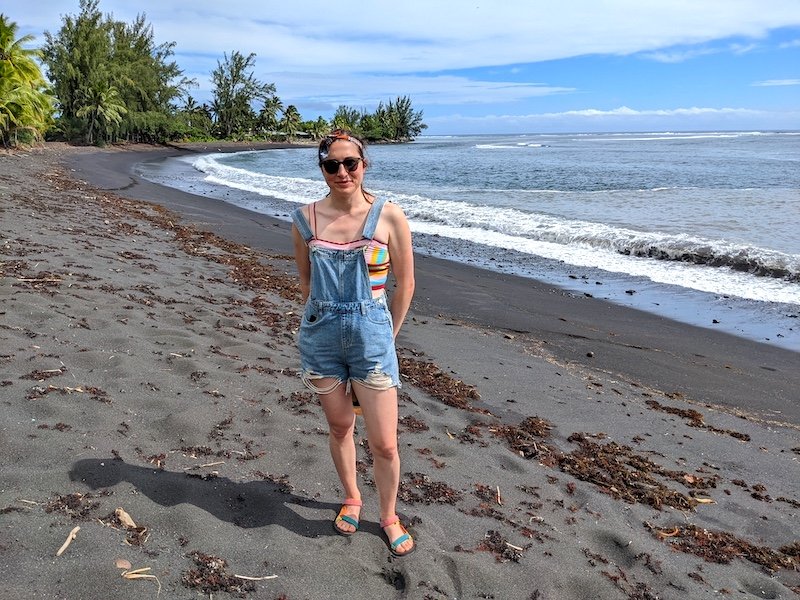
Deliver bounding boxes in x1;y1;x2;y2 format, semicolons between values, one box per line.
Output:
1;143;798;599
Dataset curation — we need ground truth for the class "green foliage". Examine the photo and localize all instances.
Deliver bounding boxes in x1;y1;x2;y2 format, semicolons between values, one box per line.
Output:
0;13;55;146
210;51;275;139
41;0;192;144
278;104;302;140
255;94;283;137
335;96;426;142
75;82;126;144
332;105;363;132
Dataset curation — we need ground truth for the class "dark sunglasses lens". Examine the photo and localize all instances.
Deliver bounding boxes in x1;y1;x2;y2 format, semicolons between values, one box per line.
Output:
343;158;360;172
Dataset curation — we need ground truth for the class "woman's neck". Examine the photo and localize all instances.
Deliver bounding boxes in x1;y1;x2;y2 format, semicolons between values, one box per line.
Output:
327;190;370;213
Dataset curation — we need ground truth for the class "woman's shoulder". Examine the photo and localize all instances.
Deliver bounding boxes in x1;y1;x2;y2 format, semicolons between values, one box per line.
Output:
380;199;408;221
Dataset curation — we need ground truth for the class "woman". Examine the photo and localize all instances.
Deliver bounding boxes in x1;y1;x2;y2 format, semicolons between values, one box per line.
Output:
291;129;416;557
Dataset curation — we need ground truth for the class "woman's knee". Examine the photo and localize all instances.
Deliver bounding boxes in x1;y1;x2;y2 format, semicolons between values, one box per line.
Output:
327;419;355;441
369;439;399;461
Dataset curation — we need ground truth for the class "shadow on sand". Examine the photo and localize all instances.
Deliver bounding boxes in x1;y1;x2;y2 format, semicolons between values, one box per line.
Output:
70;458;338;538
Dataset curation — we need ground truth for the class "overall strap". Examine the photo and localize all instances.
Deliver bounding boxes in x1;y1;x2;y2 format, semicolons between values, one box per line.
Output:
291;205;314;243
361;197;387;240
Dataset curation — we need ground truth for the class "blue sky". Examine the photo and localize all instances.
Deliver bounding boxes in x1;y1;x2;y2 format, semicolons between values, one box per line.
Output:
8;0;800;134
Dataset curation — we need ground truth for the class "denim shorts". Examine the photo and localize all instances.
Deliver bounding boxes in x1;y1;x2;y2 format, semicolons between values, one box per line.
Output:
298;294;400;393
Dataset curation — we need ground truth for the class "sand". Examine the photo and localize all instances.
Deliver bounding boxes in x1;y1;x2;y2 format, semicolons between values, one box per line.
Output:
1;142;798;599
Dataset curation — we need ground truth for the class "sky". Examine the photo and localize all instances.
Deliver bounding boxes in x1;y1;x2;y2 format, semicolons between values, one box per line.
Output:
7;0;800;135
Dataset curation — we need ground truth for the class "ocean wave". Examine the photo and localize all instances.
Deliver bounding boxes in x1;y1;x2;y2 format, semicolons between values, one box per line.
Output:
395;195;800;282
474;143;545;149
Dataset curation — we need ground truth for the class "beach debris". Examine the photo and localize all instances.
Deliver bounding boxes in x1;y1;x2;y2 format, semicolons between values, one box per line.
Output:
182;551;258;595
645;399;751;441
398;356;488;413
55;525;80;556
558;433;700;510
114;507;136;529
115;558;132;569
26;384;111;403
20;366;66;380
476;530;530;563
473;483;503;507
489;416;554;460
119;566;162;595
398;414;429;432
646;523;799;572
101;507;150;546
399;472;463;505
253;471;294;494
45;492;103;520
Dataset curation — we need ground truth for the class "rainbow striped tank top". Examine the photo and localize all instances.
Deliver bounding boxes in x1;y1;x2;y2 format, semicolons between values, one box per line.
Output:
305;201;391;292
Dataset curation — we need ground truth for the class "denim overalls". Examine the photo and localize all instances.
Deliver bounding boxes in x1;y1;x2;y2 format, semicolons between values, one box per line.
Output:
292;198;400;394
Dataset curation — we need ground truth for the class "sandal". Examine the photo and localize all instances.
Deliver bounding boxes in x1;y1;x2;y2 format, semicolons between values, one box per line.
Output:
333;498;362;536
380;515;416;557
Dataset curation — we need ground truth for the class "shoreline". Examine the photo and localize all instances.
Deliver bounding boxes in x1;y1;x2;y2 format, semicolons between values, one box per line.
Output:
67;143;800;425
2;142;799;599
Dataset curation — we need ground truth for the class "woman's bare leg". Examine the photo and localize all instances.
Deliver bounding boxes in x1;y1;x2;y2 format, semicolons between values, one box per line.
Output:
317;379;361;533
351;381;414;554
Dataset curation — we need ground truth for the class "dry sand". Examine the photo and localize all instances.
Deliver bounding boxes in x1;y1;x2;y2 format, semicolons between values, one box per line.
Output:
1;143;798;599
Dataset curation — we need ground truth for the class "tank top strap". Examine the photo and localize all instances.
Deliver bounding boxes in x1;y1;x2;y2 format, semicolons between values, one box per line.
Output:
361;197;387;240
291;205;314;243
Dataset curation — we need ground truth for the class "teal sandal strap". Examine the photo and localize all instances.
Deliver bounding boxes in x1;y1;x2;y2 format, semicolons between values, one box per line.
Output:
390;533;410;549
337;514;359;528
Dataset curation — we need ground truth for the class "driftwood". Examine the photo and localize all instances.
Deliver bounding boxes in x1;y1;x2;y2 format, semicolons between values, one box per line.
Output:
55;526;80;556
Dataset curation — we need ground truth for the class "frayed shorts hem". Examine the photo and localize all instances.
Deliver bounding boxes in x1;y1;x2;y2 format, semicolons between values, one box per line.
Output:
300;370;401;395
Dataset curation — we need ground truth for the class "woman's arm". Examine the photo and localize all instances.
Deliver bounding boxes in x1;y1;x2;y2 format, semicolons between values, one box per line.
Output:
385;203;415;338
292;224;311;303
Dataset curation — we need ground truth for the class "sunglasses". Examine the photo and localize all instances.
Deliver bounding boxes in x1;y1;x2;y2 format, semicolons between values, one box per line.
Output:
321;157;363;174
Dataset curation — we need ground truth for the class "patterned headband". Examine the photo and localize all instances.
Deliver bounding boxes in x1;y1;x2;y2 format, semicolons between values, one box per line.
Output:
319;131;364;160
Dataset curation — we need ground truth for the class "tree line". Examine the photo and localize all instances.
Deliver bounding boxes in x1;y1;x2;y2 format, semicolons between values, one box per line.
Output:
0;0;426;147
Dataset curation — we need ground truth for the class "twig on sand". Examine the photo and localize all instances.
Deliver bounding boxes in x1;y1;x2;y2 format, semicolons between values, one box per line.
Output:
56;526;80;556
233;574;279;581
121;567;162;595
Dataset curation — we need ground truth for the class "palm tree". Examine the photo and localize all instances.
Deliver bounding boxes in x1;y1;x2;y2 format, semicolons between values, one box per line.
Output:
308;116;329;140
76;83;127;144
279;104;301;140
0;14;54;145
257;94;283;137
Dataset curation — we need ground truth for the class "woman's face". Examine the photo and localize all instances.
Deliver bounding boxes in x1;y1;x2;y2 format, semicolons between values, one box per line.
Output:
321;140;366;195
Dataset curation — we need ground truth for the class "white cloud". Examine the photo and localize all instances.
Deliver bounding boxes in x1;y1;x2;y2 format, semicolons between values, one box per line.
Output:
425;106;779;134
14;0;800;74
267;73;574;108
752;79;800;86
641;47;720;63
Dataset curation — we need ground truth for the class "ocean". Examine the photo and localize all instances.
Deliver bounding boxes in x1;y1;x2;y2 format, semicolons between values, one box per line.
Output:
137;131;800;352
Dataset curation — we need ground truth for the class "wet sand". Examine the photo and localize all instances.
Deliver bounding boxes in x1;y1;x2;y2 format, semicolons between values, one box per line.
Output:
1;142;798;599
